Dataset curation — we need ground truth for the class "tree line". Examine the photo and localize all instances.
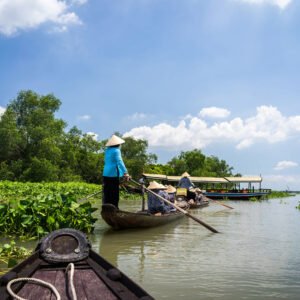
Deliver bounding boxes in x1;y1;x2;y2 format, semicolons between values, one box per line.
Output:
0;90;238;183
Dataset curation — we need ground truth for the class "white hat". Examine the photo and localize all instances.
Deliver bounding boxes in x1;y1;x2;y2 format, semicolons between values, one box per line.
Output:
181;172;190;177
106;135;125;147
195;188;202;193
147;181;162;190
166;185;176;193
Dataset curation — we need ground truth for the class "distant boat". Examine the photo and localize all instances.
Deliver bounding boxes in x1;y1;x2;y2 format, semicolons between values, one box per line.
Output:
0;228;154;300
142;173;271;200
188;199;210;209
101;203;185;230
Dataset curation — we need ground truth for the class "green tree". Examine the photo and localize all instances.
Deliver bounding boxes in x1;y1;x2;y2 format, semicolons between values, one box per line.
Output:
121;136;157;178
203;156;234;177
167;149;234;177
168;149;206;175
0;108;23;161
61;127;103;183
0;90;65;181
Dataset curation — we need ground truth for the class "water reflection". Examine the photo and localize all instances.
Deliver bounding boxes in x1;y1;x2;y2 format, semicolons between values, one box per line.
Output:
91;197;300;300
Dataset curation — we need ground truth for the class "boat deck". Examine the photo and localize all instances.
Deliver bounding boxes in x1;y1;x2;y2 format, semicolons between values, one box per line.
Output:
18;267;118;299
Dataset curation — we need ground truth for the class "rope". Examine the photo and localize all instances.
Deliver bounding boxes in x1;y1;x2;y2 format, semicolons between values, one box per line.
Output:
7;278;61;300
7;263;77;300
66;263;77;300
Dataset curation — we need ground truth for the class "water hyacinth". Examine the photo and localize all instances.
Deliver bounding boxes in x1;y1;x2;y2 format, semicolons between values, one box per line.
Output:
0;182;101;238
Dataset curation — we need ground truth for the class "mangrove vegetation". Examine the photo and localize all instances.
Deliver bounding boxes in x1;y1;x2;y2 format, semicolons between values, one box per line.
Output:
0;90;237;183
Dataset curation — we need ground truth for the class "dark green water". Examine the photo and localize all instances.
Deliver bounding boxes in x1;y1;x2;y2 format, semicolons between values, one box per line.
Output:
90;196;300;300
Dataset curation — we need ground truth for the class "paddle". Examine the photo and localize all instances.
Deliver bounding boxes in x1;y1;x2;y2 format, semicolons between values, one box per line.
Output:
203;195;234;210
130;179;219;233
78;191;102;203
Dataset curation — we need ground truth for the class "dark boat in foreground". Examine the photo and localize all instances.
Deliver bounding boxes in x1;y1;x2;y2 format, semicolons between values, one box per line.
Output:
101;203;185;230
0;228;153;300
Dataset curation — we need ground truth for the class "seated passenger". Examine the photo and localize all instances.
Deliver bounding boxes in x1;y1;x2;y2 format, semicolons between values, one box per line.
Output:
166;185;176;203
195;188;206;204
147;181;171;215
166;185;177;211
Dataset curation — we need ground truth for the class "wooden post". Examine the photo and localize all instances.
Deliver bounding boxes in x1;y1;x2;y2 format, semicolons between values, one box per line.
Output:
141;184;145;211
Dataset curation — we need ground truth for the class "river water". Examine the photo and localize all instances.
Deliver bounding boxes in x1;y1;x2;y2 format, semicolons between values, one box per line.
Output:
89;196;300;300
3;196;300;299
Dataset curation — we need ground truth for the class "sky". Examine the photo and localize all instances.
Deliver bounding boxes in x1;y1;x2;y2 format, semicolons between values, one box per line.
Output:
1;0;300;190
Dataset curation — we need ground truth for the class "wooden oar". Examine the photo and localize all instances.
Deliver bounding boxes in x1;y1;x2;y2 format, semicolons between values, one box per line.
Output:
203;195;234;210
130;179;219;233
78;191;102;203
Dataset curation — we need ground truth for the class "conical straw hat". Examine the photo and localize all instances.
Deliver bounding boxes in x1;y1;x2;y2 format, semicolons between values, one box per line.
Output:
106;135;125;147
166;185;176;193
158;184;167;190
147;181;161;190
181;171;190;177
195;188;202;193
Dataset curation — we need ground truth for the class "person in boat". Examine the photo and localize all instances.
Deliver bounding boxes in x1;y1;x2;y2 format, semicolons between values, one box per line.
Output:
166;185;176;203
195;188;205;204
147;181;171;215
166;185;177;212
103;134;130;209
178;171;195;201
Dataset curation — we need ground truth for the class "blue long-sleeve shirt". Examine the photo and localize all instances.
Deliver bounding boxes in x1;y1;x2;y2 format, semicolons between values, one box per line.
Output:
103;146;127;177
178;177;195;189
147;190;170;214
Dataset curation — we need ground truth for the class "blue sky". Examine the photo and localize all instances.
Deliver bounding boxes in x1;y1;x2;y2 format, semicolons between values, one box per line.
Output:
1;0;300;190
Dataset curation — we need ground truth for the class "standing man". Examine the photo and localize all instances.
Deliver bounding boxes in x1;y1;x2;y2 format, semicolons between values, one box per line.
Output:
103;134;130;208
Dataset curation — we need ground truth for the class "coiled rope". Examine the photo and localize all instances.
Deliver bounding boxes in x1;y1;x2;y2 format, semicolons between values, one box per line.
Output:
7;263;77;300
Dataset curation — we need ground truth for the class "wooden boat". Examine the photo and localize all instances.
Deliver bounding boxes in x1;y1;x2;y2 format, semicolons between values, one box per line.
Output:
0;228;153;300
188;200;209;209
101;203;185;230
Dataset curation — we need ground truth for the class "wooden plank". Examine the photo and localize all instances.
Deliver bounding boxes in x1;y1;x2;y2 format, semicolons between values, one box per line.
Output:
76;269;118;300
18;270;57;299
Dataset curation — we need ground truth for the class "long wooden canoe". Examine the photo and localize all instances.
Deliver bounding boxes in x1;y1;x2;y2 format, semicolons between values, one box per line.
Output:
0;228;153;300
101;203;185;230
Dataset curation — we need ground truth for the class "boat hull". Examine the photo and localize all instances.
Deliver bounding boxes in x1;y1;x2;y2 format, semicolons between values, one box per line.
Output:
0;229;153;300
188;201;209;209
204;192;269;200
101;203;185;230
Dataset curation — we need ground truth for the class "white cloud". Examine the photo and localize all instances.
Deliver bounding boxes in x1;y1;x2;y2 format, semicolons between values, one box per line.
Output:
86;131;98;141
127;113;147;121
199;107;231;119
263;174;300;190
0;106;6;117
274;160;298;171
78;114;91;121
124;105;300;151
237;0;292;10
0;0;85;36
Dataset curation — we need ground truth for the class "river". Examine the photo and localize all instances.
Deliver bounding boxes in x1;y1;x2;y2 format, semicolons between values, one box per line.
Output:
89;196;300;300
3;196;300;299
